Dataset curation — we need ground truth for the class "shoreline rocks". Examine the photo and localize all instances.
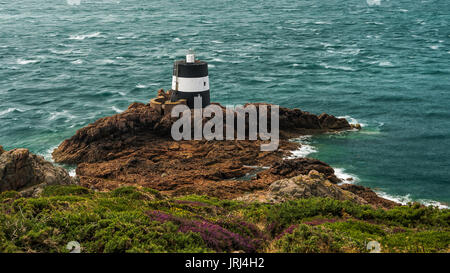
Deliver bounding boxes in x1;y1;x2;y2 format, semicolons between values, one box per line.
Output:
0;147;76;197
237;170;368;205
339;184;399;209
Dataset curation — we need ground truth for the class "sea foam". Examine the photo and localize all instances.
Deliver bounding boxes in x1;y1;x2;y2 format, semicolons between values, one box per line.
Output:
111;106;123;113
286;136;317;159
337;115;366;127
334;168;360;184
366;0;381;6
17;58;39;65
69;32;101;40
0;108;15;116
375;191;449;209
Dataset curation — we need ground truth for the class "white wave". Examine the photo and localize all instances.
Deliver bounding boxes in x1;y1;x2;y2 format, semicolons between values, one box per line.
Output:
96;59;115;65
366;0;381;6
48;110;76;121
43;145;58;162
375;191;449;209
379;61;393;67
136;84;146;89
172;37;181;42
67;0;81;5
0;107;23;116
320;63;355;71
111;106;123;113
335;168;360;184
314;21;331;25
68;169;76;177
430;45;439;50
71;59;83;65
50;49;73;55
337;115;366;127
17;58;39;65
418;199;449;209
69;32;101;40
286;135;317;159
212;58;225;63
211;40;223;44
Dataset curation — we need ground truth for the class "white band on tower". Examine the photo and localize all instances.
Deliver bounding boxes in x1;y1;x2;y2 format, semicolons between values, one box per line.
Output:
172;76;209;92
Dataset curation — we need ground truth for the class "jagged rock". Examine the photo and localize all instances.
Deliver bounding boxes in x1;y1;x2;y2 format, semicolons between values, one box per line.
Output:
318;113;351;130
53;101;353;165
237;170;367;204
339;184;399;209
267;158;341;184
0;147;75;196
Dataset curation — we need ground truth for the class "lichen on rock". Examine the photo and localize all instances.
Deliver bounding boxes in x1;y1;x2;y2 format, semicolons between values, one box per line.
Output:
237;170;368;205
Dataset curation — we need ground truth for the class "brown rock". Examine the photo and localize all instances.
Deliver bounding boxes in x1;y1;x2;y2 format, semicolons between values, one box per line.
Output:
318;113;352;130
266;158;341;183
0;147;75;195
339;184;400;209
237;170;367;204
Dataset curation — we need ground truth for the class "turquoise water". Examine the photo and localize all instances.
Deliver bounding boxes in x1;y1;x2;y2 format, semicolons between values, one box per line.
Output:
0;0;449;206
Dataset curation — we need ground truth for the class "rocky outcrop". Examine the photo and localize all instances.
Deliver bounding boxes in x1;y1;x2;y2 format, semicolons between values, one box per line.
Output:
0;148;75;196
262;158;341;184
53;100;353;165
236;170;367;205
339;184;399;209
50;96;359;200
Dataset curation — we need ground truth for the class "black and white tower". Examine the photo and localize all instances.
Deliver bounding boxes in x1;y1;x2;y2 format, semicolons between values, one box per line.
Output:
170;50;210;108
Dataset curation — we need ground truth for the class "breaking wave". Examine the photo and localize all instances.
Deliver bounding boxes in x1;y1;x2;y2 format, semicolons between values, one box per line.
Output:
375;191;449;209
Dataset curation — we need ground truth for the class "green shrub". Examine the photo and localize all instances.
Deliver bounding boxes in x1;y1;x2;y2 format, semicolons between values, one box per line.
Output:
0;191;448;253
42;185;90;197
0;191;20;201
110;186;143;200
273;224;358;253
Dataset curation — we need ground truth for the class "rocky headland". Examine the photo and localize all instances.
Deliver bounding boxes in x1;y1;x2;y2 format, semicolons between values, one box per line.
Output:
2;94;449;253
49;94;391;208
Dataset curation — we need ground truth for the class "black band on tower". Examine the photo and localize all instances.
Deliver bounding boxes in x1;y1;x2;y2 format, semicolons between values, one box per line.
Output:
171;90;210;108
173;61;208;78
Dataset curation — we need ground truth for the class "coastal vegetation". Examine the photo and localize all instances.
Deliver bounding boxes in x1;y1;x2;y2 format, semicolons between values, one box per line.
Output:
1;185;448;253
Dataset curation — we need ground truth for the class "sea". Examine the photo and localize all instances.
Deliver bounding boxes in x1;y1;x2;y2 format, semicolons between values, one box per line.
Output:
0;0;449;207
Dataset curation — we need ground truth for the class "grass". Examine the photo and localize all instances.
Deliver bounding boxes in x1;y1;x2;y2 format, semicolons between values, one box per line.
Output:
0;186;448;253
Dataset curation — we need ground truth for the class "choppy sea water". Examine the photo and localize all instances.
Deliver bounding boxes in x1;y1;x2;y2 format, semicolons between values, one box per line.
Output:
0;0;449;207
